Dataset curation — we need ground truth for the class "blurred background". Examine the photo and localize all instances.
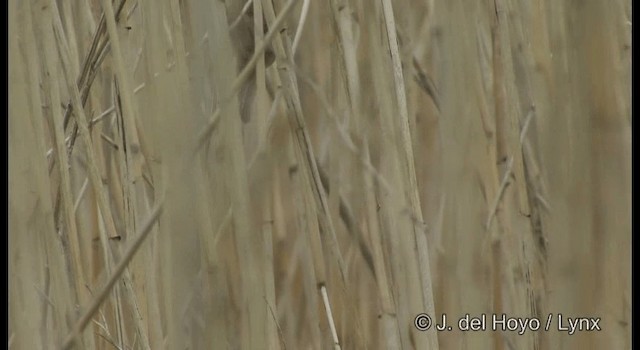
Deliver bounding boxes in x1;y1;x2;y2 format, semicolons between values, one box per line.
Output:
9;0;630;349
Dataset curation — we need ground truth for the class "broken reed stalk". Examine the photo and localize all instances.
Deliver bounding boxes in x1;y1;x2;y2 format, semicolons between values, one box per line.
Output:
60;0;128;155
486;108;535;231
291;0;310;54
98;0;142;177
321;285;341;350
61;203;164;349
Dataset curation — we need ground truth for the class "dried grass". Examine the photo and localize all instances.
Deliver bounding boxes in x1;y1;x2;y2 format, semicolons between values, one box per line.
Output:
8;0;630;349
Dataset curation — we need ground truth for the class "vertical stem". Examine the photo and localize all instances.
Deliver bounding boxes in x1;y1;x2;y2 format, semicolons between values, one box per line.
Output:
379;0;439;348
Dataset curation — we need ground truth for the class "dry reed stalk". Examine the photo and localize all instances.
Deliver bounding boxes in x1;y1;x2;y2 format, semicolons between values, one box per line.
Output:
579;2;631;348
253;0;270;146
210;1;266;348
262;178;281;350
291;0;310;54
166;1;214;342
60;1;80;76
286;142;323;349
291;135;336;348
21;5;70;347
486;2;539;349
29;2;89;326
42;5;111;344
499;7;552;331
261;1;349;348
329;0;360;129
263;0;348;284
251;2;279;341
52;8;132;350
319;0;379;272
378;1;439;347
314;163;376;277
359;0;435;348
10;3;77;348
253;2;280;346
61;203;163;349
98;0;142;179
9;0;631;349
134;1;199;347
89;3;296;347
193;0;299;153
362;2;417;348
326;1;402;347
51;4;120;260
363;145;402;350
56;0;129;162
53;6;151;348
107;77;153;350
488;5;508;350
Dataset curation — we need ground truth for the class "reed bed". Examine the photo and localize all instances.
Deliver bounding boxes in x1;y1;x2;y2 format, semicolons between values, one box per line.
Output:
8;0;630;349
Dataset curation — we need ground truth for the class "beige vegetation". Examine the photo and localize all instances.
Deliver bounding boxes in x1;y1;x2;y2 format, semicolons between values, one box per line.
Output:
8;0;630;349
